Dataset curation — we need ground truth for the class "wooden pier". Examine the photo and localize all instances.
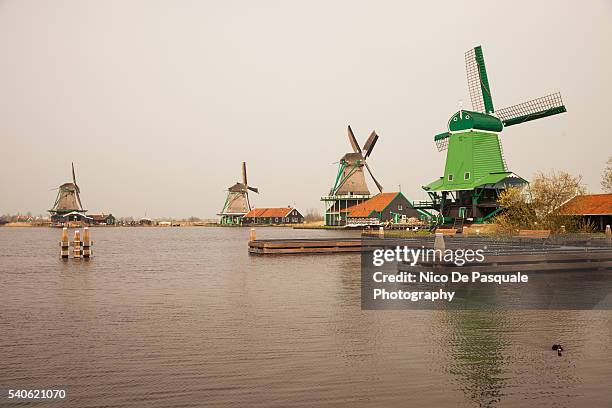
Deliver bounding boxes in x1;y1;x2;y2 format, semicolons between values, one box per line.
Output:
248;234;612;273
398;251;612;273
248;238;378;255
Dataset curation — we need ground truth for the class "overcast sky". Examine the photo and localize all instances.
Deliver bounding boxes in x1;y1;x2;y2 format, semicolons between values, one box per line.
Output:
1;0;610;218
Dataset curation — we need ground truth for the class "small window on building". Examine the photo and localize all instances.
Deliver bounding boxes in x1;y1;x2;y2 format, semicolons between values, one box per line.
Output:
464;172;470;180
398;205;403;210
448;174;454;181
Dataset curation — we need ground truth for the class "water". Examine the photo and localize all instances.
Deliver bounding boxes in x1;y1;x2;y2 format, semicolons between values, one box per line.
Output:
1;227;611;407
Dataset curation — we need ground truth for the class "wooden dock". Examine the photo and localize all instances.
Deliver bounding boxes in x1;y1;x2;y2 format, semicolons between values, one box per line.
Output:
398;251;612;273
248;236;612;274
248;238;382;254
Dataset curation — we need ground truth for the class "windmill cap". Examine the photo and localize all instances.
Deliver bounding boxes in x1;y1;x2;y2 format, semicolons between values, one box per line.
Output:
448;110;503;133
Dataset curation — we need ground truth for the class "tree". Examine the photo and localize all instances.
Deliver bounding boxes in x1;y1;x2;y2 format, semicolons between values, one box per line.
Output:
495;171;587;233
529;171;586;220
304;208;323;223
602;156;612;193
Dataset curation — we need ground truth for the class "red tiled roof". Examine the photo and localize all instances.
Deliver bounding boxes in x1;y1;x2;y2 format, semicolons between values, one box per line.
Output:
343;192;400;217
558;194;612;215
243;208;293;218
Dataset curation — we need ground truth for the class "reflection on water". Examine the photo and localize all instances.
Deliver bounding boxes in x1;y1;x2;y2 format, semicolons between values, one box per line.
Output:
0;227;611;407
444;311;509;408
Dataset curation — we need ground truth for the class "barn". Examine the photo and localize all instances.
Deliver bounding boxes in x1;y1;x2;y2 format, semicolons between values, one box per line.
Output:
558;193;612;232
241;208;304;225
342;192;420;226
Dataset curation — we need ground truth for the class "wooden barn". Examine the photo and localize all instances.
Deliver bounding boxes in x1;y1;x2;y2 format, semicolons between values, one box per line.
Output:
89;213;116;225
558;193;612;231
241;208;304;225
342;192;419;226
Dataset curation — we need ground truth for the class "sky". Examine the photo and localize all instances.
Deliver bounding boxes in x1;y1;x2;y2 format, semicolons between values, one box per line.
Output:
0;0;611;218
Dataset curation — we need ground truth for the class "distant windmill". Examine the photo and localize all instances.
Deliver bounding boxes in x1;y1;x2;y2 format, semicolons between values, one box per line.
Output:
422;45;567;229
322;126;382;226
330;125;382;196
49;162;87;223
218;162;258;225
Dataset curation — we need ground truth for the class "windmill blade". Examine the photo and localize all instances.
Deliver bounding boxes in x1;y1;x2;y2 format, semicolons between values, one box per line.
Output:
496;92;566;127
248;186;259;194
347;125;362;154
71;162;80;193
364;162;383;193
242;162;247;186
362;131;379;159
76;191;84;211
465;46;494;114
434;132;450;152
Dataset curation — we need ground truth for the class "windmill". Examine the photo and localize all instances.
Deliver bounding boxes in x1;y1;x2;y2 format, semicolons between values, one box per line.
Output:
218;162;258;225
322;126;382;226
49;162;87;223
422;45;567;228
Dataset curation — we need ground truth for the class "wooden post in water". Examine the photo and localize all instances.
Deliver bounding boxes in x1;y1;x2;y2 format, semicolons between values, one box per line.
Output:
463;226;469;238
82;227;93;259
606;225;611;245
560;225;566;234
434;232;445;252
433;232;445;266
60;227;69;259
73;230;82;259
249;228;256;242
378;226;384;238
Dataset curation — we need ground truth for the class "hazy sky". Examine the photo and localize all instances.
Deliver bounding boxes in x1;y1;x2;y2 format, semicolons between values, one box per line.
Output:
1;0;611;218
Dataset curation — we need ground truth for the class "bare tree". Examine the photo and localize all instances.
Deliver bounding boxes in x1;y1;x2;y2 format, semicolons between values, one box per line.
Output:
304;208;323;223
495;171;587;233
530;171;586;219
602;156;612;193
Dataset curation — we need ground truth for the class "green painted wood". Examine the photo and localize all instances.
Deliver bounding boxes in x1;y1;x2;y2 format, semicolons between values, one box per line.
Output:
474;46;494;113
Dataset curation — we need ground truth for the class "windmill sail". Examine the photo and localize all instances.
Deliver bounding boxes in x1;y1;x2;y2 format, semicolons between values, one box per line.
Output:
72;162;83;210
347;125;362;154
465;46;494;114
50;163;86;214
362;131;379;159
331;126;382;195
364;162;383;193
496;92;566;127
219;162;258;222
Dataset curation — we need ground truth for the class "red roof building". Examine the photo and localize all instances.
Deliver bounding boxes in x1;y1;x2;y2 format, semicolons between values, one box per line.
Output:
241;207;304;225
342;192;419;225
558;193;612;231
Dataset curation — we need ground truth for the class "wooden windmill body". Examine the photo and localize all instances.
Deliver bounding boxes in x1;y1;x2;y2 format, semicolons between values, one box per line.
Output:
218;162;258;225
321;126;383;226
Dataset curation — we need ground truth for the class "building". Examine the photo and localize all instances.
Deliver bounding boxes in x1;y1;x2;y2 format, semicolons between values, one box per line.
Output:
343;192;419;226
54;211;94;224
241;208;304;225
139;217;154;226
422;45;566;228
322;126;383;226
342;192;420;227
89;213;116;225
218;162;258;225
49;163;88;225
558;193;612;231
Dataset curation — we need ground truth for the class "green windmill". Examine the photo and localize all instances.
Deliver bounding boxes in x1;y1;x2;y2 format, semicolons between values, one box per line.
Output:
422;45;567;228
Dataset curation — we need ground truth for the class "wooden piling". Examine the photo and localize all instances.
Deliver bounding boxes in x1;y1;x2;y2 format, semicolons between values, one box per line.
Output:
73;230;82;259
249;228;256;242
606;225;611;245
378;226;384;238
60;227;69;259
82;227;93;258
434;232;445;252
